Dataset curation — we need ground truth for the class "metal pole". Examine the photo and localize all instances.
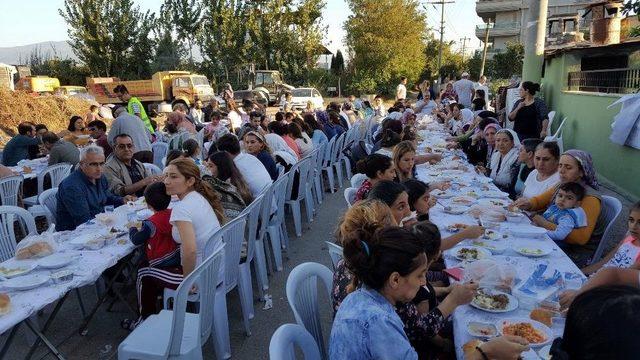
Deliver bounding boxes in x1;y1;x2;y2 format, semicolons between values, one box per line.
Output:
427;1;453;85
479;24;491;77
460;36;471;63
522;0;549;82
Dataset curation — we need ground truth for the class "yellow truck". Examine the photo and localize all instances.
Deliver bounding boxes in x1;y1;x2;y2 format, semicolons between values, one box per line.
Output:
15;76;60;94
86;71;215;109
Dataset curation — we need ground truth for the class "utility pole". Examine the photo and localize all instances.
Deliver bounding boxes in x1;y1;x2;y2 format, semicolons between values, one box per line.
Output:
427;1;454;87
479;22;492;78
460;36;471;63
523;0;549;82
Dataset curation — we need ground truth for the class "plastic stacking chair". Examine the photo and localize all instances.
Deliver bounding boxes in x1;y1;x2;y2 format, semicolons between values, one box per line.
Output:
152;141;169;169
286;262;333;359
143;162;163;176
312;143;327;205
286;157;314;237
0;206;38;262
23;163;71;207
325;241;343;270
321;136;337;193
337;135;353;181
343;187;357;208
268;172;291;252
118;246;225;360
590;195;624;263
547;111;556;131
350;173;367;189
544;117;566;153
29;187;58;227
269;323;321;360
239;191;269;300
330;134;345;189
0;175;23;207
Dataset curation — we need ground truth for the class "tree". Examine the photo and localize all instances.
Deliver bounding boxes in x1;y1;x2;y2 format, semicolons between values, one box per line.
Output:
59;0;155;78
152;4;187;72
421;35;465;83
344;0;427;94
164;0;204;66
25;47;90;85
331;50;345;75
489;42;524;79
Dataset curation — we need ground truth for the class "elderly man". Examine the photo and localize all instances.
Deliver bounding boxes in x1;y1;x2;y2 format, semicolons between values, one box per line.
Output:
42;132;79;166
105;134;160;197
56;146;133;231
1;122;40;166
453;72;475;108
108;106;153;163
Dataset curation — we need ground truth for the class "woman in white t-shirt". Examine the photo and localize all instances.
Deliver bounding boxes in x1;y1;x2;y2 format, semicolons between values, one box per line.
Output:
226;100;243;133
521;141;561;199
164;158;225;275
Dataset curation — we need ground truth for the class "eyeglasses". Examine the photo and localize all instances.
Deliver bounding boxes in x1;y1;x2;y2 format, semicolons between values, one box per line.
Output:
85;162;106;168
88;127;97;132
116;143;134;149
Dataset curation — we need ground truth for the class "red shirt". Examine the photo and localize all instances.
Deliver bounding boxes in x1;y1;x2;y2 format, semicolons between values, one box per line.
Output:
282;135;301;159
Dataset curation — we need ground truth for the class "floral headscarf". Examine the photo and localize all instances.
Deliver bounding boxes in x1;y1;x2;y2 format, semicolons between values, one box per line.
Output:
563;149;599;189
483;123;502;136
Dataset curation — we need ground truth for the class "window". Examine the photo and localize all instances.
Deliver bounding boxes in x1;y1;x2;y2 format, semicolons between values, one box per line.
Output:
292;89;312;97
174;77;191;88
312;90;321;97
191;76;209;86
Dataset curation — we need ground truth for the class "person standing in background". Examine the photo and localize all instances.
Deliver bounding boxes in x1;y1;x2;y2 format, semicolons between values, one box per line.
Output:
475;75;490;108
396;76;408;101
453;72;475;108
113;84;154;134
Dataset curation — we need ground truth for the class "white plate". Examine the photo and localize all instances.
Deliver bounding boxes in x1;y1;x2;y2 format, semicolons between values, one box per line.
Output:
467;321;498;338
482;229;508;240
497;317;554;347
471;290;519;313
478;198;510;207
450;196;476;206
479;190;509;198
443;205;469;215
471;240;507;254
38;254;75;269
515;243;553;257
0;263;37;279
2;274;50;291
453;246;491;262
430;189;454;199
69;233;106;250
511;226;548;238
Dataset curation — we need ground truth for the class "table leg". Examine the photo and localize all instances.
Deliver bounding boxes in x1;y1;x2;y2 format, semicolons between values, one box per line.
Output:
24;318;66;360
0;325;20;359
74;288;87;318
24;292;69;360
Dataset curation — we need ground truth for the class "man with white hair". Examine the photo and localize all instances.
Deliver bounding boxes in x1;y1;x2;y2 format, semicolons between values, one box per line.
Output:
453;72;475;108
108;105;153;163
55;145;134;231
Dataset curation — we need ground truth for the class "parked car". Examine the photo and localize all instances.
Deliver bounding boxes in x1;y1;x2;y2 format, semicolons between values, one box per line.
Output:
290;87;324;110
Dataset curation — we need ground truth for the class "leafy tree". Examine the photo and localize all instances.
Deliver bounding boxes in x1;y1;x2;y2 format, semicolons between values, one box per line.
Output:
344;0;427;93
421;35;465;83
152;4;187;72
25;47;90;86
163;0;204;66
466;50;483;80
331;50;345;76
488;42;523;79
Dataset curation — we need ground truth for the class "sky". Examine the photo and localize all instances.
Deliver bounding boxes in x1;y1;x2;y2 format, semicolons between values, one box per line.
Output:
0;0;483;55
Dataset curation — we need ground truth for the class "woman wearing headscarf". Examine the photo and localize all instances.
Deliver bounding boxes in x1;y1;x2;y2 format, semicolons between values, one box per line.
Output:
264;131;298;170
513;150;603;267
441;82;458;103
489;129;520;193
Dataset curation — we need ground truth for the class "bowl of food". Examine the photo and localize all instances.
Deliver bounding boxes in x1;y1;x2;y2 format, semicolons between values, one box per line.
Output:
453;246;491;262
471;288;519;313
446;223;469;233
482;229;508;240
478;198;510;208
443;205;469;215
514;243;553;257
467;321;497;338
498;318;553;347
471;240;507;254
506;211;527;222
51;269;74;284
95;212;118;226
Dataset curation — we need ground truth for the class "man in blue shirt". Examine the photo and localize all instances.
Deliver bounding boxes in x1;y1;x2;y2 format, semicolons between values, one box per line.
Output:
55;145;135;231
1;122;40;166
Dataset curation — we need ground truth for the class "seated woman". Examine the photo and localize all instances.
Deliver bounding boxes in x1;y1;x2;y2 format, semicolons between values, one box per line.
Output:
469;122;500;169
372;118;403;147
243;131;278;181
287;123;313;158
446;103;466;136
393;141;417;183
203;151;252;219
354;154;396;201
367;180;412;224
374;129;402;158
513;150;603;267
521;141;561;199
511;138;542;198
303;113;328;147
471;89;486;111
488;129;520;193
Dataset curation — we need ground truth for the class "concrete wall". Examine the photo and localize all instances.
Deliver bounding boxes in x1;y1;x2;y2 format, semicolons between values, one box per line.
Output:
542;53;640;198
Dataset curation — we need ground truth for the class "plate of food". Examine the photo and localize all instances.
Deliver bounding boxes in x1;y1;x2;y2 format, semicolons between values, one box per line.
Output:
430;189;454;199
0;262;37;279
443;205;469;215
69;233;108;250
478;190;509;198
453;246;491;262
37;254;75;269
478;198;510;207
467;321;497;338
471;240;507;254
1;273;50;291
510;226;548;238
482;229;508;240
506;211;527;222
471;288;519;313
446;223;469;233
498;318;553;347
450;196;476;206
514;243;553;257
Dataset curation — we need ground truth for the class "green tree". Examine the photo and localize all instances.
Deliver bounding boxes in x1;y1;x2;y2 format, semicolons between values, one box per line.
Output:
164;0;204;66
421;35;465;83
26;47;90;85
489;42;524;79
152;4;187;72
466;50;483;80
344;0;427;94
59;0;155;78
331;50;345;75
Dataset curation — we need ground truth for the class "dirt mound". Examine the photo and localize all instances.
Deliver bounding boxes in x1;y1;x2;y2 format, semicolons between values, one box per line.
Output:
0;87;99;146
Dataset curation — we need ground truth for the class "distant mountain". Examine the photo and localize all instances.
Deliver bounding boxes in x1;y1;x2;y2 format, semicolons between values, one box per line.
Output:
0;41;76;65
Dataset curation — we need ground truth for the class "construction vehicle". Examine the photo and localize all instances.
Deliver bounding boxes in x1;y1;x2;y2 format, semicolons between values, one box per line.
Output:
86;71;216;110
15;76;60;94
250;70;294;106
0;63;17;90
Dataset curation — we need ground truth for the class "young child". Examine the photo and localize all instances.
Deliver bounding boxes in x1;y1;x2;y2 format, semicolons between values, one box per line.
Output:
129;182;179;268
582;201;640;275
182;138;201;165
532;182;588;242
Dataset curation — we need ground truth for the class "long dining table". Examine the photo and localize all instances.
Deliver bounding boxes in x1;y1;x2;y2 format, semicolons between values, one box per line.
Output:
414;120;586;359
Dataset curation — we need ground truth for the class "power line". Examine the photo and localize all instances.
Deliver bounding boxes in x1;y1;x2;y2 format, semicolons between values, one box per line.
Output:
459;36;471;62
425;0;454;84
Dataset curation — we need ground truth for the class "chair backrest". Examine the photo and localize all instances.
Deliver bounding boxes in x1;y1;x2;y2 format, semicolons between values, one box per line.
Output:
591;195;624;263
547;110;556;130
270;172;290;227
325;241;343;270
285;262;333;359
238;193;265;264
314;142;326;174
350;173;367;188
343;187;357;208
269;323;321;360
196;128;206;162
276;163;285;179
286;157;312;202
38;163;72;194
152;141;169;169
552;117;566;138
143;162;163;176
0;175;24;207
0;206;38;262
257;184;274;243
205;213;248;294
168;246;225;357
304;151;318;189
38;187;58;224
332;134;345;163
322;136;337;168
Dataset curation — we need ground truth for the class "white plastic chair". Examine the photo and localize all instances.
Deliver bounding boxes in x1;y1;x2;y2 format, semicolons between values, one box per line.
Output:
330;134;345;189
339;133;353;181
325;241;343;270
266;176;287;272
320;136;337;193
547;110;556;131
268;171;291;252
0;206;38;262
285;262;333;359
591;195;624;263
23;163;71;207
29;187;58;226
286;157;314;237
144;162;163;176
118;246;225;360
0;175;23;207
269;323;321;360
276;163;285;179
239;191;269;301
343;187;357;208
544;117;566;153
304;152;317;221
350;173;367;188
312;142;327;205
152;141;169;170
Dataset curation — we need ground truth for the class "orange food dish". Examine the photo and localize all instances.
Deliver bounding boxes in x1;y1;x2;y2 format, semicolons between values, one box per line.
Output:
502;322;546;343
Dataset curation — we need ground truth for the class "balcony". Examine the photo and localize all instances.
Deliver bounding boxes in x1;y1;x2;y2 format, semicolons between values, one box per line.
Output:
476;0;521;17
475;22;521;39
568;68;640;94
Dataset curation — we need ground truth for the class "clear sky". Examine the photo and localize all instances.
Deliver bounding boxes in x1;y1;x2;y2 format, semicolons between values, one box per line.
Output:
0;0;482;55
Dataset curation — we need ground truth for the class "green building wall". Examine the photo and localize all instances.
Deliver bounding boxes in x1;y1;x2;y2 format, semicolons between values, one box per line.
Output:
541;52;640;198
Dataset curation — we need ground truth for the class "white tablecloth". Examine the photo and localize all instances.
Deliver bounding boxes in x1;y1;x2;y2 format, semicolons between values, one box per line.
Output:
415;126;585;359
9;157;50;180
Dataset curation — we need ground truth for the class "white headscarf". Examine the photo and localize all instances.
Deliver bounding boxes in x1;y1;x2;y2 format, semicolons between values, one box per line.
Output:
265;133;298;161
461;108;475;126
489;129;521;187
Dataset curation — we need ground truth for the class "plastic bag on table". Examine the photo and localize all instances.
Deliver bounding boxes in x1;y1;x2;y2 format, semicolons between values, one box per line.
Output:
15;230;57;260
464;260;517;291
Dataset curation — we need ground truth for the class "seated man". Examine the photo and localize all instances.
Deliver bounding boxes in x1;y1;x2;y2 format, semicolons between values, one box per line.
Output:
216;133;272;197
105;134;160;197
108;106;153;163
42;132;80;166
56;145;133;231
2;122;40;166
87;119;112;158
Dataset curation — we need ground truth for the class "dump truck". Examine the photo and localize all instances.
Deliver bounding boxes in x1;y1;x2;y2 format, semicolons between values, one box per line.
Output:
0;63;17;90
86;71;216;110
250;70;294;106
15;76;60;94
